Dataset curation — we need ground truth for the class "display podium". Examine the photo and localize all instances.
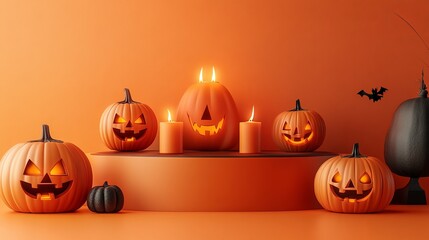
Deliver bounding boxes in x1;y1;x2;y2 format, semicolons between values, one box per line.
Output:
89;151;336;211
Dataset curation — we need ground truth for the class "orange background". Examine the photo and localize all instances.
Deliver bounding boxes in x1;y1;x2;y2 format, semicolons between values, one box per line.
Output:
0;1;429;187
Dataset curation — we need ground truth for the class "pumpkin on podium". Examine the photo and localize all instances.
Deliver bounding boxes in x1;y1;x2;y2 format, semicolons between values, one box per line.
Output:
176;67;239;150
272;99;325;152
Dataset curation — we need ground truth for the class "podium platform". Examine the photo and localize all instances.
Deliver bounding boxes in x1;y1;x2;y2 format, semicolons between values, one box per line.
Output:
89;151;336;211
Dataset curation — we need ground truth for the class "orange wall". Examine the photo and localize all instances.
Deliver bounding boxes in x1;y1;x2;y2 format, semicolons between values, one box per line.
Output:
0;1;428;185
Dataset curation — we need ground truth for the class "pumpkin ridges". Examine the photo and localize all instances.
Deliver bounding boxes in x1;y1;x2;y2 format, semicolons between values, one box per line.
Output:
177;81;239;150
62;142;93;211
100;89;157;152
93;187;105;212
0;143;26;211
17;143;38;212
0;126;93;213
315;148;394;213
87;182;124;213
272;100;325;152
136;103;158;150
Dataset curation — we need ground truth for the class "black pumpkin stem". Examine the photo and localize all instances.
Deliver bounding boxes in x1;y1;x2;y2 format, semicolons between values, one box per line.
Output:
345;143;366;158
103;181;109;187
119;88;140;104
419;70;428;98
29;125;63;143
293;99;304;111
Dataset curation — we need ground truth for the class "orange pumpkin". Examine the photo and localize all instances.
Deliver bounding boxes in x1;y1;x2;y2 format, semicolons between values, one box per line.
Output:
176;72;239;150
272;99;325;152
0;125;93;213
100;88;158;151
314;143;395;213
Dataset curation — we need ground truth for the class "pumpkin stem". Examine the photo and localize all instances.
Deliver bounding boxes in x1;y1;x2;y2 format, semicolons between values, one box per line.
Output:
103;181;109;187
419;69;428;98
29;125;63;143
294;99;303;111
345;143;366;158
119;88;140;104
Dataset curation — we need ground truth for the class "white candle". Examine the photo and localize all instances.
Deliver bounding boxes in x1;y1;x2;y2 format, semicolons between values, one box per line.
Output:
160;110;183;154
240;106;261;153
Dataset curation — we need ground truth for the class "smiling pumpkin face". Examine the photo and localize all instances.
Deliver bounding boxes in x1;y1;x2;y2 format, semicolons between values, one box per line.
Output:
329;168;373;203
314;143;395;213
20;159;72;201
0;125;93;213
272;99;325;152
177;80;239;150
100;88;158;151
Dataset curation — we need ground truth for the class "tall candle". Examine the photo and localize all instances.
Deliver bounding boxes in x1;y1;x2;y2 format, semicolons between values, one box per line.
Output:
160;110;183;154
240;106;261;153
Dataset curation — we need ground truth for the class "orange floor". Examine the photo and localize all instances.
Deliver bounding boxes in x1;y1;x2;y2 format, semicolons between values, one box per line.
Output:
1;202;428;240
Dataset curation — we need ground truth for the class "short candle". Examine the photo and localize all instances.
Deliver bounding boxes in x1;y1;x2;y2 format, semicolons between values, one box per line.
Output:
239;106;261;153
160;110;183;154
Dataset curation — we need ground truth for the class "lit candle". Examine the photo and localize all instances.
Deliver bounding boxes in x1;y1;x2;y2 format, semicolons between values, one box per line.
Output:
239;106;261;153
160;110;183;154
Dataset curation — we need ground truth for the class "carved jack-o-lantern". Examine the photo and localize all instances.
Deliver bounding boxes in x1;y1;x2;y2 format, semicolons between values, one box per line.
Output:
0;125;93;213
272;99;326;152
314;143;395;213
100;88;158;151
176;68;239;150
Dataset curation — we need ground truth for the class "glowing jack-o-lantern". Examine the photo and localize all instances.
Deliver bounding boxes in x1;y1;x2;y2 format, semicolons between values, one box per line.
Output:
100;88;158;151
0;125;93;213
272;99;325;152
314;143;395;213
176;67;239;150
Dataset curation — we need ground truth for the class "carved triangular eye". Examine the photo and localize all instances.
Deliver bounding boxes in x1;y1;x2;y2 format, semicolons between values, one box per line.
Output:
360;172;371;184
283;122;291;130
332;172;342;183
24;160;42;176
50;160;67;176
134;114;146;124
305;122;311;130
201;105;212;120
114;114;127;124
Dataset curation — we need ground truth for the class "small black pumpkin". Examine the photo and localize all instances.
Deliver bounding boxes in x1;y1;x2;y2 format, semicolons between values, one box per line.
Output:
87;181;124;213
384;71;429;204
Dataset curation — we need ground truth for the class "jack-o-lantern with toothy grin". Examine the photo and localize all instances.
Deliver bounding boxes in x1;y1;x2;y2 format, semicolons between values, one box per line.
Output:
100;88;158;152
177;67;239;150
272;99;325;152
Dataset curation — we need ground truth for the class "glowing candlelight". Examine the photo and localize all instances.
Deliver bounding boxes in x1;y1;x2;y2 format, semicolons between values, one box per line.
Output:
240;106;261;153
212;66;216;82
160;109;183;154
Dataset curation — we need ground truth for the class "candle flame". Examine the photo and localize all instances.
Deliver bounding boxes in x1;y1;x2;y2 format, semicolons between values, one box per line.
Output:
249;106;255;122
167;109;172;122
211;66;216;82
199;68;203;83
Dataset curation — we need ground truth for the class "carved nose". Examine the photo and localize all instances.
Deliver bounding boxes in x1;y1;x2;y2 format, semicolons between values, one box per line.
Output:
293;128;299;135
41;174;52;183
126;121;132;127
346;180;354;188
201;105;212;120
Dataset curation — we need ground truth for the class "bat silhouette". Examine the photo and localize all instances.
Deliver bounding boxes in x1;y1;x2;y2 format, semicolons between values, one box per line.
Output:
358;87;388;102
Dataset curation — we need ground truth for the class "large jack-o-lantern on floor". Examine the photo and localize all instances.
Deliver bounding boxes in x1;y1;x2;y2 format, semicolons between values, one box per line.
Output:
176;68;239;150
0;125;93;213
314;143;394;213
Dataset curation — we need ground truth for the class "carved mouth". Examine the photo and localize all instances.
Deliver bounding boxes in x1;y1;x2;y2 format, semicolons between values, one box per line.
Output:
330;185;372;202
187;114;224;136
113;128;146;141
283;132;313;144
20;180;73;200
